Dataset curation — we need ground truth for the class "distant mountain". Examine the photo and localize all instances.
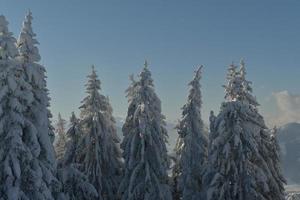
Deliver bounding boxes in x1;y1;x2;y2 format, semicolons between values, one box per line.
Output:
278;122;300;184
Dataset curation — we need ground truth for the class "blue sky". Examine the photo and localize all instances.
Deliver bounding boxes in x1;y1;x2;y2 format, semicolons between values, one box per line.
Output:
1;0;300;125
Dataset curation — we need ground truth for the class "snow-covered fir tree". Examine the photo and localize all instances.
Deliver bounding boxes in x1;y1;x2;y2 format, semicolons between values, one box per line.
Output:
63;112;82;166
0;14;32;199
75;66;123;200
55;113;68;165
0;14;61;200
239;62;285;200
173;66;208;200
16;11;63;199
206;61;285;200
17;11;55;141
118;61;172;200
57;113;98;200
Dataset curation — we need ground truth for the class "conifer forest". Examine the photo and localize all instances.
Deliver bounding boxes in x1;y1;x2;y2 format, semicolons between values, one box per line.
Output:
0;5;299;200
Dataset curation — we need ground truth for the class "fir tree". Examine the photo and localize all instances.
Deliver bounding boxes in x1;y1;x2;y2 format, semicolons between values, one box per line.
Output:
206;61;285;200
119;61;172;200
76;66;123;200
17;11;55;141
173;66;208;200
16;11;63;199
239;61;285;199
0;14;61;200
63;112;82;166
55;113;68;165
58;113;98;200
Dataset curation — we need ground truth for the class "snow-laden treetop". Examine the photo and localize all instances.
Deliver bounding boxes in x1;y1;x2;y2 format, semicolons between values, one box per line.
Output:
17;10;41;62
187;65;203;109
224;59;259;106
177;65;204;138
0;15;18;60
80;65;109;117
140;60;152;84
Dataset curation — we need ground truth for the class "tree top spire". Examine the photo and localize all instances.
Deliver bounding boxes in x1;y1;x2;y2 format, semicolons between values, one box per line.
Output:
240;58;245;67
144;59;148;68
239;59;247;78
194;65;203;81
26;9;33;21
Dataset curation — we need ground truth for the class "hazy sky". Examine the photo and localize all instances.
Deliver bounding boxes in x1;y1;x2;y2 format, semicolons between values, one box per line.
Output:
1;0;300;126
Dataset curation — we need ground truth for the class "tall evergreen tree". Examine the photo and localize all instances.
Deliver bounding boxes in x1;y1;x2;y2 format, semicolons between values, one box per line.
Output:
173;66;208;200
16;12;62;199
0;14;59;200
238;61;285;199
206;61;285;200
75;66;123;200
55;113;68;164
119;61;172;200
17;11;55;141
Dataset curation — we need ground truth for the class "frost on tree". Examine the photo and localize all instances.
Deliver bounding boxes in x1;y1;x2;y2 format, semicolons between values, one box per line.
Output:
76;66;123;200
16;12;63;199
0;15;58;200
206;60;286;200
55;113;68;165
173;66;208;200
118;61;172;200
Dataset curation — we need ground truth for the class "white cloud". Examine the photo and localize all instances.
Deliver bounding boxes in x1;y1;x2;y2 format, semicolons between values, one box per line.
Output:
268;91;300;126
